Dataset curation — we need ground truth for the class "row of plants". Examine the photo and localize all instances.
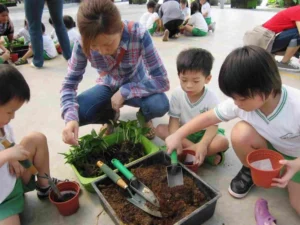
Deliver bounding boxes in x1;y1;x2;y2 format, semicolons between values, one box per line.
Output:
267;0;299;7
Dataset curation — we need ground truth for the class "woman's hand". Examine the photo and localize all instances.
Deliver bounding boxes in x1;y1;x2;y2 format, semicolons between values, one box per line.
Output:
272;158;300;188
111;90;124;113
62;120;79;145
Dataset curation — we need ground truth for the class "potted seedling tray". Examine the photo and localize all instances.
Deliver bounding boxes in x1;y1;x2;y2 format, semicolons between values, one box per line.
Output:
65;130;159;192
92;151;221;225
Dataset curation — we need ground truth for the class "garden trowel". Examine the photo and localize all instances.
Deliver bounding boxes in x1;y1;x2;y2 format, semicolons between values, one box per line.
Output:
167;151;184;187
111;158;160;208
97;161;162;218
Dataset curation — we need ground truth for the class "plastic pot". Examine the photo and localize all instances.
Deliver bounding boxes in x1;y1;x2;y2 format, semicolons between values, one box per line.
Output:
178;149;199;173
247;149;284;188
10;53;18;63
49;181;80;216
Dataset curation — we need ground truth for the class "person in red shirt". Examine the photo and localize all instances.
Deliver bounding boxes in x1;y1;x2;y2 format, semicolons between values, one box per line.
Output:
263;5;300;73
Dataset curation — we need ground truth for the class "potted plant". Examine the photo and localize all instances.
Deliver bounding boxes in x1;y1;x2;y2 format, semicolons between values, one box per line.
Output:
61;120;159;192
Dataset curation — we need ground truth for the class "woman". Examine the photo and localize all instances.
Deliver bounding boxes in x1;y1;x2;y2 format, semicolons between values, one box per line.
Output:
61;0;170;145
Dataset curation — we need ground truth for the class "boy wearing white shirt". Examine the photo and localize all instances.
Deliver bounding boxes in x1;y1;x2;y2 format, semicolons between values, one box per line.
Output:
156;48;229;166
166;46;300;217
139;1;156;29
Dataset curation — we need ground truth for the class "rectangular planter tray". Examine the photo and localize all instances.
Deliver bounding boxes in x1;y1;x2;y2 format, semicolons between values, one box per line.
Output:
71;132;159;192
92;150;221;225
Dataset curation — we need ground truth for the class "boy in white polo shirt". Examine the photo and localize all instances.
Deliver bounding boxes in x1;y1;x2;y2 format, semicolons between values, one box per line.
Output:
156;48;229;166
165;46;300;218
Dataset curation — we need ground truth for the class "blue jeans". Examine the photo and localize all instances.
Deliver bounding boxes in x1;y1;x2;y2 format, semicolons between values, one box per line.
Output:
271;28;300;54
24;0;71;67
77;85;170;126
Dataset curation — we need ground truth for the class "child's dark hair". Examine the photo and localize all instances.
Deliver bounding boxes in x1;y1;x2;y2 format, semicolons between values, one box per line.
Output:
219;46;282;99
49;17;53;25
63;15;76;29
154;4;161;13
0;65;30;105
0;4;8;14
180;0;189;7
24;19;28;27
190;1;199;15
177;48;214;77
77;0;122;56
41;23;45;33
147;0;156;9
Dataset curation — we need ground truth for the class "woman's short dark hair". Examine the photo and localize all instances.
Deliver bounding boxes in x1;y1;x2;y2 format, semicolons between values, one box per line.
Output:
177;48;214;77
77;0;122;56
219;45;282;99
0;4;8;14
0;65;30;105
190;1;199;15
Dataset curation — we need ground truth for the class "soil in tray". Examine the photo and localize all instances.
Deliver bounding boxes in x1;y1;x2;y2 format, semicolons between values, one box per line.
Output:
99;164;208;225
74;141;145;177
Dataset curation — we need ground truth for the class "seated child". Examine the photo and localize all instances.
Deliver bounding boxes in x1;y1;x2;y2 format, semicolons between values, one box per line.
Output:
183;1;208;37
165;46;300;216
13;20;30;45
0;65;64;225
146;4;162;36
200;0;216;32
180;0;190;21
15;23;57;66
62;15;80;50
49;17;58;43
156;48;229;166
0;4;14;43
139;0;156;29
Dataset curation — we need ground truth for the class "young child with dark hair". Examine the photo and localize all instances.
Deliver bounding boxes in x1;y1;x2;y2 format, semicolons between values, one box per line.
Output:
0;4;14;43
139;0;156;29
62;15;80;50
49;17;58;43
0;65;63;225
146;4;162;36
180;0;190;21
156;48;229;166
183;1;208;37
200;0;216;32
15;23;57;66
166;46;300;220
14;20;30;44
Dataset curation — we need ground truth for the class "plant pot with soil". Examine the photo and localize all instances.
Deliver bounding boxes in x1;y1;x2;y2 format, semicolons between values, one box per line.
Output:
92;151;221;225
61;120;159;192
49;181;81;216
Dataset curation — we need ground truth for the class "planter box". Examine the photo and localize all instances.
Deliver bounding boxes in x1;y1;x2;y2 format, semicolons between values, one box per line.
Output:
71;133;159;192
92;151;221;225
231;0;257;8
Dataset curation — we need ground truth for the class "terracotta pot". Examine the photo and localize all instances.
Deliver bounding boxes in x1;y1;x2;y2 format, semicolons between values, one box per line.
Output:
49;181;80;216
10;53;19;63
178;149;199;173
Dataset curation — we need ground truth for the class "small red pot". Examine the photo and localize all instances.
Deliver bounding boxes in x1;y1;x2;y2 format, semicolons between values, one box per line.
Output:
178;149;199;173
10;53;19;63
49;181;80;216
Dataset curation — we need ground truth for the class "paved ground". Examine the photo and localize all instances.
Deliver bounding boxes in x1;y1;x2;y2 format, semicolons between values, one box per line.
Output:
5;2;300;225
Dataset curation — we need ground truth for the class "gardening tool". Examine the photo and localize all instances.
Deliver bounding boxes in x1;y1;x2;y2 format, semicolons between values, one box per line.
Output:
96;161;162;218
43;173;63;201
166;150;184;187
111;158;160;207
1;140;38;175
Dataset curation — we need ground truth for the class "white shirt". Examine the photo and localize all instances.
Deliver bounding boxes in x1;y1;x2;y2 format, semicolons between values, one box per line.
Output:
139;12;152;28
50;29;58;42
182;7;191;20
43;35;58;58
188;12;208;32
201;2;211;18
214;85;300;157
169;86;219;126
146;12;160;30
16;28;30;44
0;125;16;204
68;28;80;47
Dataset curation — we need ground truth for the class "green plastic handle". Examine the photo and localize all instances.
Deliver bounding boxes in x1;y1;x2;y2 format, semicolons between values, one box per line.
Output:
170;150;178;165
111;159;134;181
97;162;124;186
4;142;34;169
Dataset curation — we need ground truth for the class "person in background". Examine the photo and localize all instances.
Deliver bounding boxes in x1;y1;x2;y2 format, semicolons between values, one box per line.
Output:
199;0;216;32
146;4;163;36
139;0;156;28
14;20;30;45
180;0;190;21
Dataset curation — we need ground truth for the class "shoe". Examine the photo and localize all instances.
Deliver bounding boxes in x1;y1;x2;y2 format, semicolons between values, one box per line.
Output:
228;166;254;198
30;62;42;69
15;58;28;66
162;29;169;42
276;61;300;73
36;177;64;199
211;22;216;32
255;198;277;225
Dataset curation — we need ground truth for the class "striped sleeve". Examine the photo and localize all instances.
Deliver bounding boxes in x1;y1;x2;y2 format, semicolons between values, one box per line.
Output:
60;41;87;123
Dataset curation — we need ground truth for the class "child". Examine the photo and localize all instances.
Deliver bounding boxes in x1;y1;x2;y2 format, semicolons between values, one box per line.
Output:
63;15;80;50
0;65;63;225
139;0;156;29
183;1;208;37
49;17;58;43
180;0;190;21
15;23;57;66
199;0;216;32
13;20;30;45
165;46;300;215
146;4;162;36
156;48;228;166
0;4;14;43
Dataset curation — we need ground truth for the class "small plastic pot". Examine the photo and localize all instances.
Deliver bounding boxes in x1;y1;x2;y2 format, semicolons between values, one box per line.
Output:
10;53;19;63
178;149;199;173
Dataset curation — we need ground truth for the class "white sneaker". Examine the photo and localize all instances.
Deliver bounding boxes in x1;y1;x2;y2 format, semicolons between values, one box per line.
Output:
30;62;42;69
276;61;300;73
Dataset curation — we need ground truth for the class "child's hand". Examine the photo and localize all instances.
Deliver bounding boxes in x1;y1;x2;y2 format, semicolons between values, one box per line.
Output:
194;143;208;165
9;161;25;178
271;158;300;188
7;144;30;161
166;133;183;155
2;50;10;61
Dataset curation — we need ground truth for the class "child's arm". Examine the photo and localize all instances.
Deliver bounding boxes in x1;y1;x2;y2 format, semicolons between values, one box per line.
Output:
272;158;300;188
0;145;30;168
166;109;221;154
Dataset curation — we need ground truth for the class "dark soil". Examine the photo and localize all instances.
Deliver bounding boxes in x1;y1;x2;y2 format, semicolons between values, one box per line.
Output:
74;141;145;177
53;193;75;202
99;164;208;225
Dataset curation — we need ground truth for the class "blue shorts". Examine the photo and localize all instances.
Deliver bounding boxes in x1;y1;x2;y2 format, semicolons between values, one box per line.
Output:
271;28;300;54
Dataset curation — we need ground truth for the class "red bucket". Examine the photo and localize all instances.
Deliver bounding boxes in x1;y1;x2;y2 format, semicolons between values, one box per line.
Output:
10;53;19;63
178;149;199;173
247;149;284;188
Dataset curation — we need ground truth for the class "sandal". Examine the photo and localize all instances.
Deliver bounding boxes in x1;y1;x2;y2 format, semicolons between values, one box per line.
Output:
136;111;156;140
99;111;120;137
15;58;28;66
36;177;70;199
255;198;277;225
205;151;225;166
